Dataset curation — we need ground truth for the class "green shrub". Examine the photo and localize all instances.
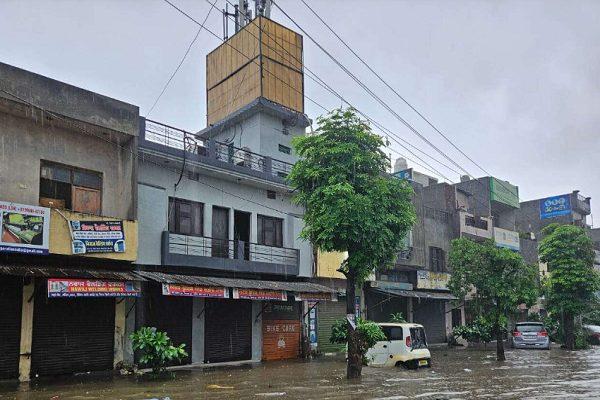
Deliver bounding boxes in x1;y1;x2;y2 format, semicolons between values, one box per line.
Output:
389;313;407;323
130;327;188;374
452;316;500;343
330;318;386;364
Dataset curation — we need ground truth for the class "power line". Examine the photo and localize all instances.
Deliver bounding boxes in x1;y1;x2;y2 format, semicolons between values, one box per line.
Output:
214;0;458;181
162;0;455;182
145;0;219;118
296;0;525;207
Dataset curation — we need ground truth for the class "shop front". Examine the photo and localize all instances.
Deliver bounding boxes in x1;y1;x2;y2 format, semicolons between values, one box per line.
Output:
0;275;23;380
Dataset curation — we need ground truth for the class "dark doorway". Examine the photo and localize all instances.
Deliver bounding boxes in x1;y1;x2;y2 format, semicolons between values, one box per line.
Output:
234;210;251;260
452;308;462;328
212;206;229;258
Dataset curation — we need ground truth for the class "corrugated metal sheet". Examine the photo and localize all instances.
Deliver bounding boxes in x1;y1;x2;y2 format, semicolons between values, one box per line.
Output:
0;276;22;380
0;265;143;281
204;299;252;363
31;280;115;377
317;300;346;354
262;320;300;361
413;299;447;344
137;271;335;294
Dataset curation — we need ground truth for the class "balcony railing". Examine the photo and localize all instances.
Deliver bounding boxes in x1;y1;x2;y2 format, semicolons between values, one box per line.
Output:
573;193;591;215
162;232;299;275
143;119;293;180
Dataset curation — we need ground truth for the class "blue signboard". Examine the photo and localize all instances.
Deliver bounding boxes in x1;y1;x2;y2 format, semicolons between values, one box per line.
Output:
394;168;413;181
540;194;571;219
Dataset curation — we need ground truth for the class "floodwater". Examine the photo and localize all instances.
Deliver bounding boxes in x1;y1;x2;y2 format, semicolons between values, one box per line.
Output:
1;346;599;400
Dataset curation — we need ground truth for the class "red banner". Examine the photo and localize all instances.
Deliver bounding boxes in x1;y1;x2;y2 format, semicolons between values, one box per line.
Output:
162;283;228;298
47;279;140;298
233;288;287;301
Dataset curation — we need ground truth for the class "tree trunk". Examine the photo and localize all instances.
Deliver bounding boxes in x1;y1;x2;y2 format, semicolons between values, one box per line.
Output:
496;321;506;361
346;272;362;379
563;311;575;350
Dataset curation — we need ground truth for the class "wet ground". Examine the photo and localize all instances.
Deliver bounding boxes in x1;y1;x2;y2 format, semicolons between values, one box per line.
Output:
1;346;599;400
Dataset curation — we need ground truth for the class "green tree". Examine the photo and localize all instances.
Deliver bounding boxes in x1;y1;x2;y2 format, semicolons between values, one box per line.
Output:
539;224;600;350
288;108;416;378
448;238;538;361
130;327;188;375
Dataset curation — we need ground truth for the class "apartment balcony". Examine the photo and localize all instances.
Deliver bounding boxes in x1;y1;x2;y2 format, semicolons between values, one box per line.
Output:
459;211;493;240
139;119;293;185
161;231;299;276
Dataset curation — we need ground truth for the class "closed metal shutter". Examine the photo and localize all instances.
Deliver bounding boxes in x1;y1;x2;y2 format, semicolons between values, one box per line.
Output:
204;299;252;363
0;276;22;380
262;301;301;361
31;281;115;377
145;285;192;365
317;300;346;353
413;299;446;343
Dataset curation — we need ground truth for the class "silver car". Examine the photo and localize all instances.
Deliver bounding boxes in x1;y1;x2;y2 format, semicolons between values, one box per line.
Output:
511;322;550;350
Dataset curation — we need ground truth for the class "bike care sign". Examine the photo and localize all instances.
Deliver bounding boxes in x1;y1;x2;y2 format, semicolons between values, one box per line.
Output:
539;194;571;219
69;220;126;254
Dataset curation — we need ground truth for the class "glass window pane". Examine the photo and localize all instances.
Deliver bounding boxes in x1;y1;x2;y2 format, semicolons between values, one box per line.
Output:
73;170;102;189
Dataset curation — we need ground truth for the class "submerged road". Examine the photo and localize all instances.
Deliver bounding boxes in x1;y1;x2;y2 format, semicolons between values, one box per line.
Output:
1;346;599;399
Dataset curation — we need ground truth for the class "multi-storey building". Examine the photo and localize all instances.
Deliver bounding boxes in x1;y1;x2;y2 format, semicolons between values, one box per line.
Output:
0;62;140;381
134;16;335;365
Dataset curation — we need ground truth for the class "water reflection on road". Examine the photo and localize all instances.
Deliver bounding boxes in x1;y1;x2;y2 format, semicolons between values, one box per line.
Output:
1;347;599;399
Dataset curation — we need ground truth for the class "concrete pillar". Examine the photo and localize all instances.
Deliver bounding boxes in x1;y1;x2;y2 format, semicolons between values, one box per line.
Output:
204;204;213;237
251;301;262;362
18;278;34;382
192;298;205;364
407;298;414;323
250;212;258;243
444;301;453;341
123;297;136;365
113;299;126;368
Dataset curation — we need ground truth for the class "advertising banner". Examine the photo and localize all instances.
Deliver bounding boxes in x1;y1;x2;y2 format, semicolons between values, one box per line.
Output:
540;194;571;219
294;292;337;302
232;288;287;301
48;278;140;298
393;168;413;181
0;201;50;255
494;227;520;251
490;177;520;208
162;283;229;298
416;270;450;290
70;220;125;254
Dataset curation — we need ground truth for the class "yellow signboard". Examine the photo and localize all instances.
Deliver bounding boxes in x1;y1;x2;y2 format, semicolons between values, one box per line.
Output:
416;270;450;290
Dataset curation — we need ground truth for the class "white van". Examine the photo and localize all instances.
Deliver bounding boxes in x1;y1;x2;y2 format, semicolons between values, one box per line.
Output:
366;323;431;368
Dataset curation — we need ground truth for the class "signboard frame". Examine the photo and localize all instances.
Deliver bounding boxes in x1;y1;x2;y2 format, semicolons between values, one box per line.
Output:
47;278;140;298
70;220;126;254
0;201;50;255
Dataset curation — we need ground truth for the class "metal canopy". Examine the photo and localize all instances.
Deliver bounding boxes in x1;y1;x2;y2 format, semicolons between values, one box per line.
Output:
373;287;457;301
0;265;144;281
136;271;335;294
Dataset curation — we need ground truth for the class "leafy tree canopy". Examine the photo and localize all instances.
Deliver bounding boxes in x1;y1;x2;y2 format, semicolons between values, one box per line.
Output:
288;108;416;282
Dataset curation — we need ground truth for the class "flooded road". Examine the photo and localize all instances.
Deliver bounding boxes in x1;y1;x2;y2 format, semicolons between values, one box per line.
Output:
1;346;599;400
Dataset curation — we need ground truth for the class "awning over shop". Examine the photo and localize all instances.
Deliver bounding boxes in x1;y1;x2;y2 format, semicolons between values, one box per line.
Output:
372;287;457;301
0;265;144;281
136;271;336;300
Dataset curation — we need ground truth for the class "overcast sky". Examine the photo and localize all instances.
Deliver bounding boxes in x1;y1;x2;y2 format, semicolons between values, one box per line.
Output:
1;0;599;222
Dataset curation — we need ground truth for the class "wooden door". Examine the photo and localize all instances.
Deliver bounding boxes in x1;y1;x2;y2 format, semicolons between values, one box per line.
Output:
72;186;101;215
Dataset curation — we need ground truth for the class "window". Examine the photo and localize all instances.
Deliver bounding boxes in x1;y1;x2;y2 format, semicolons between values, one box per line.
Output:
381;326;404;341
257;214;283;247
278;144;291;155
465;215;488;230
39;161;102;215
429;246;446;272
168;198;203;236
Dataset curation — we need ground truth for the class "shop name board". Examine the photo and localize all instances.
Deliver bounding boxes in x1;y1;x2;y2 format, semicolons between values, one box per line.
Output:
294;292;337;302
416;270;450;290
233;288;287;301
394;168;413;181
494;227;520;251
70;220;125;254
48;278;140;298
0;201;50;255
539;194;571;219
162;283;229;298
264;323;298;333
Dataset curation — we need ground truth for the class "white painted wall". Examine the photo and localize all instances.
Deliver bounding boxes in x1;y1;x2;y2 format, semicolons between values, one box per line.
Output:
137;160;313;277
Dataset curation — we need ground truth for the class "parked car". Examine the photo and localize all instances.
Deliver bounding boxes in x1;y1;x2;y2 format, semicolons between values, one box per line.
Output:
511;322;550;350
366;323;431;368
583;325;600;345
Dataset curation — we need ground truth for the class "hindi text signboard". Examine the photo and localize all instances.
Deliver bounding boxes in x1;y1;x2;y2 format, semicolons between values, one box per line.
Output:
47;278;140;298
70;220;125;254
162;283;229;298
232;288;287;301
416;270;450;290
